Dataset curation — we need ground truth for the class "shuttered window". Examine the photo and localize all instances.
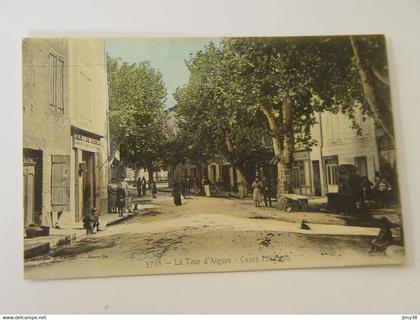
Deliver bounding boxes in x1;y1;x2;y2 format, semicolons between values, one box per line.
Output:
51;155;70;210
49;52;64;113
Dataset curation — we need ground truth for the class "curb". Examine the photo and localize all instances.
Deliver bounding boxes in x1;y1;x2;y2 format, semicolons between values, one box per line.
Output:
24;212;138;260
105;212;137;226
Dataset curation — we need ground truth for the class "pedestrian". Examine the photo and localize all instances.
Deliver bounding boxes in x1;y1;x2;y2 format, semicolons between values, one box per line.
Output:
361;176;373;207
376;176;391;208
141;177;147;196
91;207;100;233
116;182;126;217
252;177;263;207
180;178;186;198
172;181;182;206
151;180;157;198
186;177;192;196
82;213;93;235
369;217;393;252
381;177;392;208
193;177;200;194
203;177;211;197
262;177;272;207
122;180;133;213
107;179;117;213
136;177;142;197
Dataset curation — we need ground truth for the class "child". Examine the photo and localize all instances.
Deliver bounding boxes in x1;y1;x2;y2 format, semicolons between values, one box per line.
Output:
370;217;393;252
91;207;100;233
83;214;93;235
151;181;158;199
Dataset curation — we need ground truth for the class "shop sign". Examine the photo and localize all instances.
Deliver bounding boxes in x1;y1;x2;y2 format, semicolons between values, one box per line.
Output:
74;133;101;146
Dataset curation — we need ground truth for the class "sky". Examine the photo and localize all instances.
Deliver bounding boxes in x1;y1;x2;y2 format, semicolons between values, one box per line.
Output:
105;38;221;108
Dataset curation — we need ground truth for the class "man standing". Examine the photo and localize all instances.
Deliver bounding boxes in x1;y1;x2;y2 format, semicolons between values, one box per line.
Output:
136;177;142;197
141;177;147;196
116;183;126;217
151;180;158;198
262;177;272;207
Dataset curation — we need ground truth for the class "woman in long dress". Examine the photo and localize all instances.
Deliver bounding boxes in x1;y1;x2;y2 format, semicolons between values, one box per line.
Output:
252;178;263;207
107;181;117;213
203;177;211;197
115;183;126;217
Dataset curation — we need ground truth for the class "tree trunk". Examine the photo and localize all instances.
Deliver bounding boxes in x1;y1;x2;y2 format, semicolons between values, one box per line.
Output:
261;100;294;211
279;99;294;210
350;36;395;146
225;136;247;198
147;167;154;183
235;166;248;199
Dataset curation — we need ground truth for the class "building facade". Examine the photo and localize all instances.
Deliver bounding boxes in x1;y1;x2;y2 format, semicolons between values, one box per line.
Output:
68;39;110;223
292;109;380;196
169;108;391;198
23;39;71;227
23;38;109;228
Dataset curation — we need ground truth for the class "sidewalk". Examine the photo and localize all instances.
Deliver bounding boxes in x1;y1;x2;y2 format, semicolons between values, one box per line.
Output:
24;211;137;260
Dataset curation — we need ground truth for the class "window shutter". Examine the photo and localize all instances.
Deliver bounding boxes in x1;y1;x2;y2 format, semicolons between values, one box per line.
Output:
51;155;70;210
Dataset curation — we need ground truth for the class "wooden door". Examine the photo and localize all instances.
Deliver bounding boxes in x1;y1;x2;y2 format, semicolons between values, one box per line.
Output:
23;164;35;226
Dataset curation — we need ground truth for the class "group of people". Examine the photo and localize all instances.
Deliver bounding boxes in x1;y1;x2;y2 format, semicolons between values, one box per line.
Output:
136;177;157;198
342;174;393;210
252;176;273;208
170;174;274;207
108;181;129;217
171;176;203;206
108;177;158;217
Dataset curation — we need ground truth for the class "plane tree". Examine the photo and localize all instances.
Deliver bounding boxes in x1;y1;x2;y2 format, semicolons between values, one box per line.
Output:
173;35;392;209
222;36;378;209
174;42;267;197
107;56;169;181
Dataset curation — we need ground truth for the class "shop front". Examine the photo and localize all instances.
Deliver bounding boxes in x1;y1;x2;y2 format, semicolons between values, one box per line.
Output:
71;126;104;222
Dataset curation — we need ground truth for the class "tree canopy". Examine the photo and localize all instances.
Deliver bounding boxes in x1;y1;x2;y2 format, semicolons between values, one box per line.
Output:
173;35;393;208
107;56;169;176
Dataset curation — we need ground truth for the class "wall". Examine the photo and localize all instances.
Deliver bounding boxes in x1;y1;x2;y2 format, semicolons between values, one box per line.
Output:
68;38;109;218
22;38;71;225
309;109;380;195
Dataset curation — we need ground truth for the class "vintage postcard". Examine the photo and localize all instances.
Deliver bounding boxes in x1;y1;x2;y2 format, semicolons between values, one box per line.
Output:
23;35;404;279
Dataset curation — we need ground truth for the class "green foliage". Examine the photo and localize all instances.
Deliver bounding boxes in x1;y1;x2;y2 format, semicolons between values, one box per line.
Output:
107;56;169;171
174;42;267;168
174;36;390;167
222;36;374;149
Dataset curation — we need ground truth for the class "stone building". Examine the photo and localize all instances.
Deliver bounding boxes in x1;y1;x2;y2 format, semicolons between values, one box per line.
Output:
292;109;381;196
169;107;393;198
22;38;109;227
68;39;110;223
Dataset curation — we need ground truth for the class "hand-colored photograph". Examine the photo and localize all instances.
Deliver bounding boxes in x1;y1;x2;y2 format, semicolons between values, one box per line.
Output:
22;35;404;279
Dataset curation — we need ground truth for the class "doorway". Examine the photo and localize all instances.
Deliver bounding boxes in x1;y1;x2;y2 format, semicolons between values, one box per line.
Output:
23;149;43;226
76;151;96;221
312;160;321;196
210;164;217;183
324;156;338;193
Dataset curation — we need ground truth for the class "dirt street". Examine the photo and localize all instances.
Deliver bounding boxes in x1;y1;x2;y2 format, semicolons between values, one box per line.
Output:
24;192;404;279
